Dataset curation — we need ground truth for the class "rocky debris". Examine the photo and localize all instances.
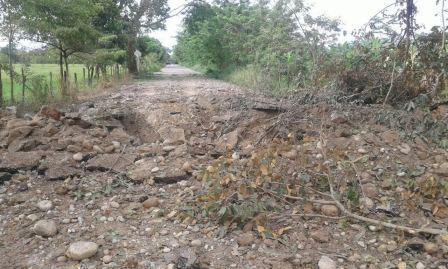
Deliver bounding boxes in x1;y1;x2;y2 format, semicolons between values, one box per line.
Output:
8;138;42;152
73;152;83;161
86;153;136;172
361;183;378;198
318;255;336;269
216;129;239;152
423;242;438;254
36;200;54;211
190;239;202;247
154;170;188;184
310;229;331;243
33;220;57;237
433;162;448;177
236;233;255;246
251;100;287;113
102;255;113;264
0;151;43;172
158;126;186;145
0;172;12;183
330;112;347;124
40;152;81;180
142;197;160;209
320;205;339;217
66;241;98;261
39;106;62;121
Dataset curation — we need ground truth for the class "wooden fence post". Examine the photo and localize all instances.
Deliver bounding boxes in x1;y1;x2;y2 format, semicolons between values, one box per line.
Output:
83;68;86;85
49;72;53;97
74;73;78;90
21;67;26;102
0;65;3;107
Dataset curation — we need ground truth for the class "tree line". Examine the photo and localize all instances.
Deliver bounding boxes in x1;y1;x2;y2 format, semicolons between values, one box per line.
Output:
174;0;447;105
0;0;172;104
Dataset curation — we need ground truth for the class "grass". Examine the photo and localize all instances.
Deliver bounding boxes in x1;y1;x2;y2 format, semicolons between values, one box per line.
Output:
0;64;120;104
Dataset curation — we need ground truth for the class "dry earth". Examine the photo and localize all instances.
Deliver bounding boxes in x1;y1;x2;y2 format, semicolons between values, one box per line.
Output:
0;65;448;269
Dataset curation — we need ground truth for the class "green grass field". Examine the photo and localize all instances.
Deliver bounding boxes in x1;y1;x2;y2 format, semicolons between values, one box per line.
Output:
0;64;115;103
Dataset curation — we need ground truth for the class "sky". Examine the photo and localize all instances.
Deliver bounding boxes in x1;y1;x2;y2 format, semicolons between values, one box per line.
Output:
150;0;442;49
1;0;442;50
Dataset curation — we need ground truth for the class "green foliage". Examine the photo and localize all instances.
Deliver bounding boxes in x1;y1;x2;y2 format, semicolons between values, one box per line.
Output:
174;0;340;92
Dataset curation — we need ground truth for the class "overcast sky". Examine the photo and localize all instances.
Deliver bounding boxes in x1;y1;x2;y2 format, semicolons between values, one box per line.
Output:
150;0;442;49
1;0;442;50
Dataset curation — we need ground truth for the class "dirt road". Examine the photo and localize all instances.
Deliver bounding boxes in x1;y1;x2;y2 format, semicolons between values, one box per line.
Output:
1;65;447;269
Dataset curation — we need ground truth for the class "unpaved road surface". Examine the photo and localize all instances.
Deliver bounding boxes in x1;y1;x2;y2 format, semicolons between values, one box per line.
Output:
1;65;448;269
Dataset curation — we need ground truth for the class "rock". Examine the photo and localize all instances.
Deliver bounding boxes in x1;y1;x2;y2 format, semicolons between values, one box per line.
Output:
360;197;375;209
433;162;448;177
0;172;12;184
33;219;57;237
56;256;67;262
154;170;188;184
0;151;43;172
66;241;98;261
151;167;160;173
398;143;411;155
416;262;425;269
190;239;202;247
424;242;438;254
380;130;400;145
27;214;39;222
104;145;115;153
46;166;80;180
216;129;239;152
102;255;112;264
320;205;339;217
93;145;104;153
37;200;54;211
362;183;378;198
311;229;330;243
39;106;61;120
330;112;347;124
142;198;159;209
110;201;120;208
67;145;82;153
407;237;424;252
318;255;336;269
163;145;176;152
237;233;255;246
7;126;34;144
87;154;136;172
8;138;41;152
397;262;406;269
182;161;192;172
73;153;83;161
158;126;186;145
112;141;121;150
283;149;298;160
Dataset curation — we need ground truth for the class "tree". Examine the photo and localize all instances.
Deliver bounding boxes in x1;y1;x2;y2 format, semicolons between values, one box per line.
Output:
0;0;22;103
117;0;170;74
20;0;100;95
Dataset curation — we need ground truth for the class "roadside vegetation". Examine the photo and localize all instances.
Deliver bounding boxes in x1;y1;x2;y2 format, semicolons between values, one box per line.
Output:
174;0;447;105
0;0;170;106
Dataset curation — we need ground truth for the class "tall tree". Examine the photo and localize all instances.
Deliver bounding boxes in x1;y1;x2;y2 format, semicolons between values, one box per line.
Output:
118;0;170;73
21;0;100;95
0;0;22;102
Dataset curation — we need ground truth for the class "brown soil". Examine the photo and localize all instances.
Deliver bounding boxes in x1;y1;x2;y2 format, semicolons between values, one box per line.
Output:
0;65;447;269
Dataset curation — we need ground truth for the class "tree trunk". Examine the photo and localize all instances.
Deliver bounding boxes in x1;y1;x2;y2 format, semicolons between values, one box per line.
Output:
63;51;70;93
0;64;3;107
127;35;138;74
59;51;65;96
8;35;14;103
